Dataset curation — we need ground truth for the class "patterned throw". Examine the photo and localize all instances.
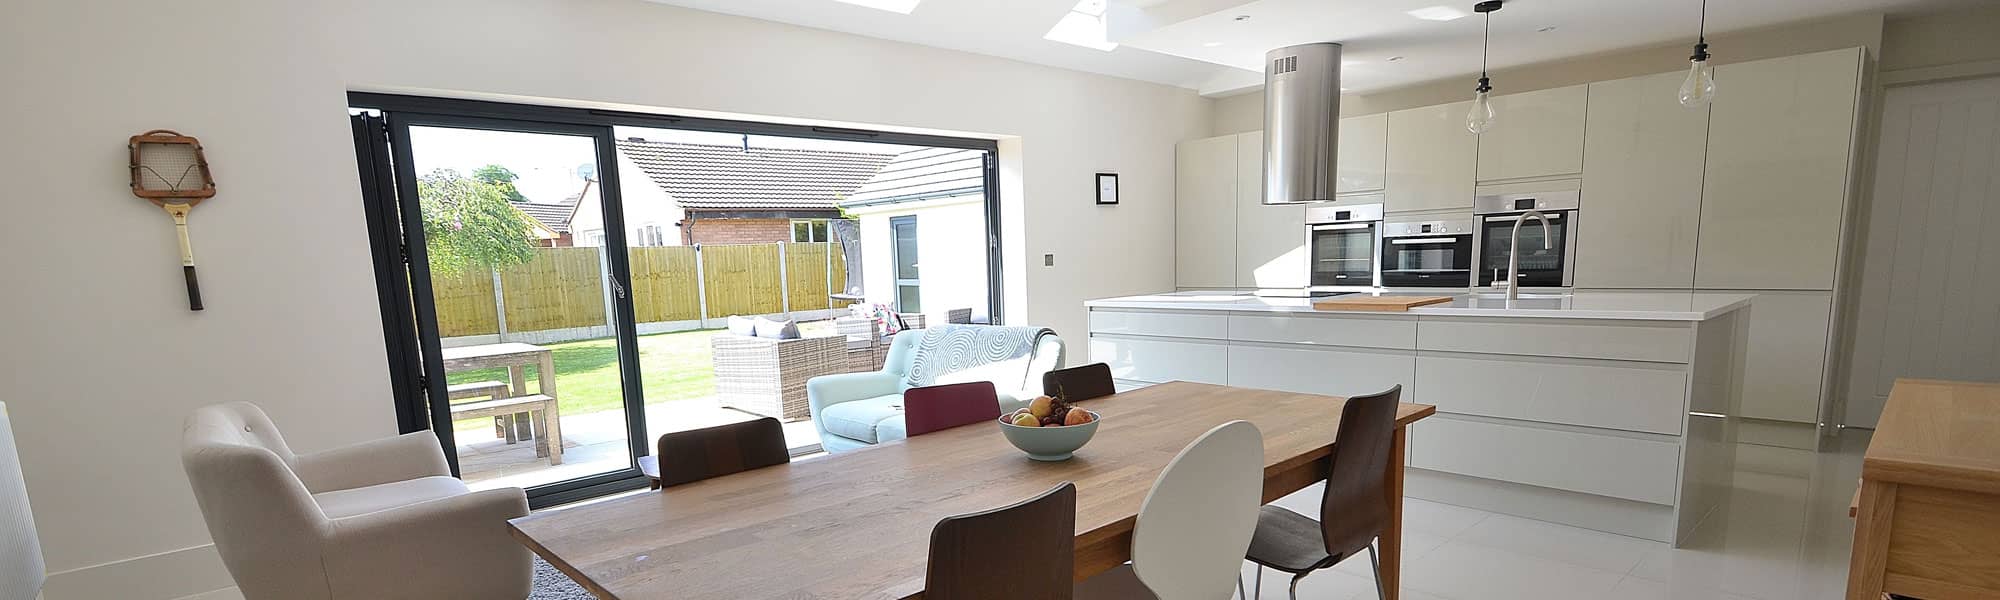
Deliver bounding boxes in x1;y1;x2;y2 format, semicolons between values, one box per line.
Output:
905;325;1056;392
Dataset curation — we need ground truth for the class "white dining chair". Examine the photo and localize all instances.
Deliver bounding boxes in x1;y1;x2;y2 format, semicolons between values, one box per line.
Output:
1076;420;1265;600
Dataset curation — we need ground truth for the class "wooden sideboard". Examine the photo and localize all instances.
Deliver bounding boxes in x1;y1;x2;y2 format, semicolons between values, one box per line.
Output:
1847;379;2000;599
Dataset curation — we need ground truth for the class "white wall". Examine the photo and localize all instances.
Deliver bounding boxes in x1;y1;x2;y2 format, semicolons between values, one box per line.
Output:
0;0;1208;596
851;196;993;323
570;152;686;247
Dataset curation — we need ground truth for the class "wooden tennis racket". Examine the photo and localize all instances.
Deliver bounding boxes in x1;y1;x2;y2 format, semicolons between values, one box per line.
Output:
128;130;216;311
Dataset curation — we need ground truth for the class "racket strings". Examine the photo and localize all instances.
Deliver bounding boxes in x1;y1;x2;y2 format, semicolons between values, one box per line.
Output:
134;142;207;192
137;164;203;192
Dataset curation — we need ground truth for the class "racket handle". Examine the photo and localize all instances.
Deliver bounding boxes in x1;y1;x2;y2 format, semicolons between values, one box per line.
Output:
184;265;204;311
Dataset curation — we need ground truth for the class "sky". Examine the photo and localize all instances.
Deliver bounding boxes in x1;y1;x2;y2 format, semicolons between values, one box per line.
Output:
406;125;921;206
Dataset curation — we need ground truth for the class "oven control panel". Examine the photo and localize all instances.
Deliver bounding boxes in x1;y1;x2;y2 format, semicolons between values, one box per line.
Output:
1383;219;1472;237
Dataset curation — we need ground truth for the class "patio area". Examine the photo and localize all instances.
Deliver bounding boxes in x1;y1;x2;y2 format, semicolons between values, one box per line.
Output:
458;400;823;490
445;320;850;488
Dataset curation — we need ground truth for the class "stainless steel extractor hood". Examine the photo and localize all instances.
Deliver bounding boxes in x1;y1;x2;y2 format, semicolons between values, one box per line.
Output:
1263;42;1342;204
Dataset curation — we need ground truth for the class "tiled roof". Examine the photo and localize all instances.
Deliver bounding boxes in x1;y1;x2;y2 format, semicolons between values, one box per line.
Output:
617;139;897;211
842;147;985;207
516;190;582;234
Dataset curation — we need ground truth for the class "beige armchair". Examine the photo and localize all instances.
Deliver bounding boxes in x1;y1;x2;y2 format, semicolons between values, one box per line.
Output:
181;402;531;600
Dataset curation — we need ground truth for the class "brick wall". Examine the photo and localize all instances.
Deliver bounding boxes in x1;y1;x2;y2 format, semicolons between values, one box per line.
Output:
684;218;793;245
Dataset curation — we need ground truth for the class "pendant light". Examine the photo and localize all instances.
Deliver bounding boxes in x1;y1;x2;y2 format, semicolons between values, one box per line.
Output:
1467;1;1503;134
1679;0;1716;107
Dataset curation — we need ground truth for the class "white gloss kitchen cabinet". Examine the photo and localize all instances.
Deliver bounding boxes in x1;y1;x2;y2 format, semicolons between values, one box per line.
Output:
1235;131;1308;288
1385;101;1478;213
1575;71;1711;289
1336;113;1388;196
1695;47;1865;290
1174;131;1309;289
1475;84;1588;183
1174;134;1236;288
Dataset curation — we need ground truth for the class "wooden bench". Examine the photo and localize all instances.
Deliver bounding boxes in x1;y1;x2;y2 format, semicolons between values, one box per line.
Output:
448;381;530;443
449;394;563;465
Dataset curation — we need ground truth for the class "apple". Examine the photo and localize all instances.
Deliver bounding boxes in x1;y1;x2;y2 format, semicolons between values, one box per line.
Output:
1064;409;1093;426
1028;396;1056;419
1011;413;1041;427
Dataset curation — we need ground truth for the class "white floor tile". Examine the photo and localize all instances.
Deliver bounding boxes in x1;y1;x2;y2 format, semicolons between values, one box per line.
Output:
1397;498;1489;539
1609;575;1758;600
1450;513;1661;574
1401;540;1626;600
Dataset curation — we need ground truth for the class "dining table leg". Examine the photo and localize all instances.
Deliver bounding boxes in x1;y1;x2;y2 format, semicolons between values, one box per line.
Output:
537;351;563;466
1379;426;1407;600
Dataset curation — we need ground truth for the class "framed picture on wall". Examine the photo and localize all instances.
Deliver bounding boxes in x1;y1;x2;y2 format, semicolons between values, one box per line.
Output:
1095;173;1118;205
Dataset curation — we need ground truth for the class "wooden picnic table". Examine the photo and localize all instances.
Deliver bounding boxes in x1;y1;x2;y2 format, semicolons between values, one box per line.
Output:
440;342;563;465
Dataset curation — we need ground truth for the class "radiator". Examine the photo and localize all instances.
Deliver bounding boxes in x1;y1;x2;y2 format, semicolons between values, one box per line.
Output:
0;403;43;600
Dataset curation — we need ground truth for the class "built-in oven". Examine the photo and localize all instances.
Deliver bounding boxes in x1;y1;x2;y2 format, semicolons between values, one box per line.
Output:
1380;217;1473;288
1472;187;1581;288
1304;203;1383;288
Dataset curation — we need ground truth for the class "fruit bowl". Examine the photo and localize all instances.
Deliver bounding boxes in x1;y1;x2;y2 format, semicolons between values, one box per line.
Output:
997;409;1099;461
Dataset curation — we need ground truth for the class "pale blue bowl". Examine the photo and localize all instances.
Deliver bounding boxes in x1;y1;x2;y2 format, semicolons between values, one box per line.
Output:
997;411;1100;461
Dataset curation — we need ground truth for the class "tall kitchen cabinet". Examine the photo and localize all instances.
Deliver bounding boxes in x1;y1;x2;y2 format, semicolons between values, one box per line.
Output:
1696;47;1864;290
1574;71;1711;289
1173;131;1306;289
1385;101;1478;213
1175;134;1236;288
1235;131;1308;288
1475;85;1588;183
1336;113;1388;197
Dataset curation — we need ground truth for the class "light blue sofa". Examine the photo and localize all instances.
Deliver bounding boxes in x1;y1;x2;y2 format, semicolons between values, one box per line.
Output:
806;325;1065;452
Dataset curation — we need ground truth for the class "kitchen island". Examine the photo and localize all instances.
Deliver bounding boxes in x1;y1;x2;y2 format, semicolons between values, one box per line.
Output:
1084;290;1754;545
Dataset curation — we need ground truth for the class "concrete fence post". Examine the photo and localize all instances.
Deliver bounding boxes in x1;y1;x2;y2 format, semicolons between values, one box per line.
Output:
694;244;710;327
491;267;508;342
777;242;791;317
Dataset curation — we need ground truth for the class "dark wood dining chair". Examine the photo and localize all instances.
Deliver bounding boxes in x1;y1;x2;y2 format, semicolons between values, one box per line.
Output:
904;381;1002;436
637;416;790;490
926;482;1077;600
1042;362;1116;402
1244;385;1402;600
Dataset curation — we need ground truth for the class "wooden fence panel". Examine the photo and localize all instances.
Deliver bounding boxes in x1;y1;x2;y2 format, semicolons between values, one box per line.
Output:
786;243;831;311
432;268;499;337
702;244;784;317
500;247;606;331
629;246;702;323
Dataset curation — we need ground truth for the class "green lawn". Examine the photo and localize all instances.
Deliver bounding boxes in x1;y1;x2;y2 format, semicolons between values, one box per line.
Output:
443;328;726;432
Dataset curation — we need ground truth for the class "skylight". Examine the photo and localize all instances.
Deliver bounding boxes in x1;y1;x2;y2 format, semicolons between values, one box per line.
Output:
1406;5;1468;21
1045;0;1118;51
832;0;921;14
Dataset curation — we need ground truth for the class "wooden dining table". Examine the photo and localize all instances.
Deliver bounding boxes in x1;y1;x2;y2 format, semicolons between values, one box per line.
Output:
509;381;1436;599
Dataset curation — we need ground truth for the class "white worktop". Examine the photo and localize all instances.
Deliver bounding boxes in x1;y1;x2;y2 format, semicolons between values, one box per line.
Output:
1085;290;1754;321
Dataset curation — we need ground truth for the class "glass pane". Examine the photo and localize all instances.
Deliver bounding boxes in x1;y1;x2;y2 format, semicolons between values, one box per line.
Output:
812;220;829;242
893;219;920;280
898;285;923;313
408;125;633;491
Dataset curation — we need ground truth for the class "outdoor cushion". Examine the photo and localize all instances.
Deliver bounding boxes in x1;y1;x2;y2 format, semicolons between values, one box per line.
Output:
726;315;757;336
905;325;1056;390
311;476;469;519
817;394;905;444
754;316;801;340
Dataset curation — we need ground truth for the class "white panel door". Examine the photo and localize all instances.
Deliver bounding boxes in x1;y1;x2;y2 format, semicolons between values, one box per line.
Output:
1235;131;1308;288
1694;48;1863;290
1575;71;1710;289
1175;135;1238;288
1386;101;1479;213
1842;75;2000;427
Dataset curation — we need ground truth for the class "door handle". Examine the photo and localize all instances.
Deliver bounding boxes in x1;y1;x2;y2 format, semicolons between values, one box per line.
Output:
612;279;627;299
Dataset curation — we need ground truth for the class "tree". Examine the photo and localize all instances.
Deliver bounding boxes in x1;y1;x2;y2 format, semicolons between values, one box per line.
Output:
472;164;529;203
418;168;537;277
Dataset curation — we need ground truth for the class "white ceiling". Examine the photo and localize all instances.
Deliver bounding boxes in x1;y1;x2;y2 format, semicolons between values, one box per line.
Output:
643;0;1978;97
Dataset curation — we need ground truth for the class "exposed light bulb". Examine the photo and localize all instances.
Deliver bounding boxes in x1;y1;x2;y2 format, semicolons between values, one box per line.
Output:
1467;89;1496;134
1679;57;1716;107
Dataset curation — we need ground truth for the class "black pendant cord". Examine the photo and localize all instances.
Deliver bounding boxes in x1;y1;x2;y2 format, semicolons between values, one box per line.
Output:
1473;1;1501;93
1690;0;1711;61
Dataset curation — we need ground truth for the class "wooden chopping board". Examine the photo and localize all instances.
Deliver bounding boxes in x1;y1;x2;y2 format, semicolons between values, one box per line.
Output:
1312;295;1455;312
